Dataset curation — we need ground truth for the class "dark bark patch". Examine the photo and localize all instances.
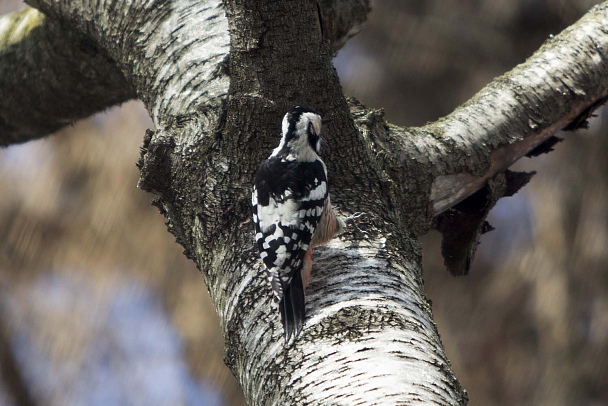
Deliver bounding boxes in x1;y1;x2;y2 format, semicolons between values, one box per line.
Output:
525;135;563;157
504;170;536;197
434;173;508;276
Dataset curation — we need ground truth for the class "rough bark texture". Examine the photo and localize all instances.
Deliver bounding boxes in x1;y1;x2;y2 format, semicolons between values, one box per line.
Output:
2;0;608;404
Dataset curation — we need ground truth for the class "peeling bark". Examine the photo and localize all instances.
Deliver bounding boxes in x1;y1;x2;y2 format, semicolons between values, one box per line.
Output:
424;6;608;214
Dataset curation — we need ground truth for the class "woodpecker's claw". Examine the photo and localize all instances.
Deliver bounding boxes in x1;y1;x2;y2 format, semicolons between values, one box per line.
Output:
345;212;366;224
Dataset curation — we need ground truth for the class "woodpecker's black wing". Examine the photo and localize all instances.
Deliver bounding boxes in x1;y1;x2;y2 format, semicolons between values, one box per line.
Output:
252;157;328;342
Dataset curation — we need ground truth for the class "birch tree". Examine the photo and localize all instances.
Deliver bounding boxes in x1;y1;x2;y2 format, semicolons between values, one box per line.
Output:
1;1;607;404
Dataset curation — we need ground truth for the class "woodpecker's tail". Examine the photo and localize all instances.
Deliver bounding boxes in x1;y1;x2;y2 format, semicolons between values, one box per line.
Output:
279;271;305;344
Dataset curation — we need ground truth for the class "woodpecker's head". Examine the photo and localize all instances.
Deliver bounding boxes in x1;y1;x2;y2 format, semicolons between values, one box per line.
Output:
270;106;322;161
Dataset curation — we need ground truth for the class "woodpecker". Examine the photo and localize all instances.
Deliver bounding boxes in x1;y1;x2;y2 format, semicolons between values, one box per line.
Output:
252;106;344;343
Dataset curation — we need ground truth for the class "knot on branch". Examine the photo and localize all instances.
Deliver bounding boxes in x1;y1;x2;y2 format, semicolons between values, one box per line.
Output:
348;97;386;125
137;128;176;198
136;128;199;262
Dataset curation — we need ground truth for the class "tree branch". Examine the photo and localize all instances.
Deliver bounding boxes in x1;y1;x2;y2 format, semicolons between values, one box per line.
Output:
317;0;371;53
0;7;134;145
0;0;369;146
27;0;231;125
354;2;608;225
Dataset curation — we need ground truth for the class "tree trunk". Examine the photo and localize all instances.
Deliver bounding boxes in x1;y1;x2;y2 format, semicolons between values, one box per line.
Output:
2;0;608;404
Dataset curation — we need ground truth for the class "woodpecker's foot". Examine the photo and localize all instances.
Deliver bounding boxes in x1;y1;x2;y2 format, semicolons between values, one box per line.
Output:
345;212;366;224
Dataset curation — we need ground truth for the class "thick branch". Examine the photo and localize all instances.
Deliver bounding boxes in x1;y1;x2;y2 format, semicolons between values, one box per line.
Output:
207;1;466;404
26;0;230;126
354;2;608;228
427;3;608;213
0;8;134;145
0;0;368;146
224;222;466;405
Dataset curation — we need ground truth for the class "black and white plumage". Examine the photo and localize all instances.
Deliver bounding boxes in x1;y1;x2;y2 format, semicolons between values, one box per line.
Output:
252;106;343;343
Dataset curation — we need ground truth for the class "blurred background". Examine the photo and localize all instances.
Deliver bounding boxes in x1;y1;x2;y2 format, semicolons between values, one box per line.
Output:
1;0;607;405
